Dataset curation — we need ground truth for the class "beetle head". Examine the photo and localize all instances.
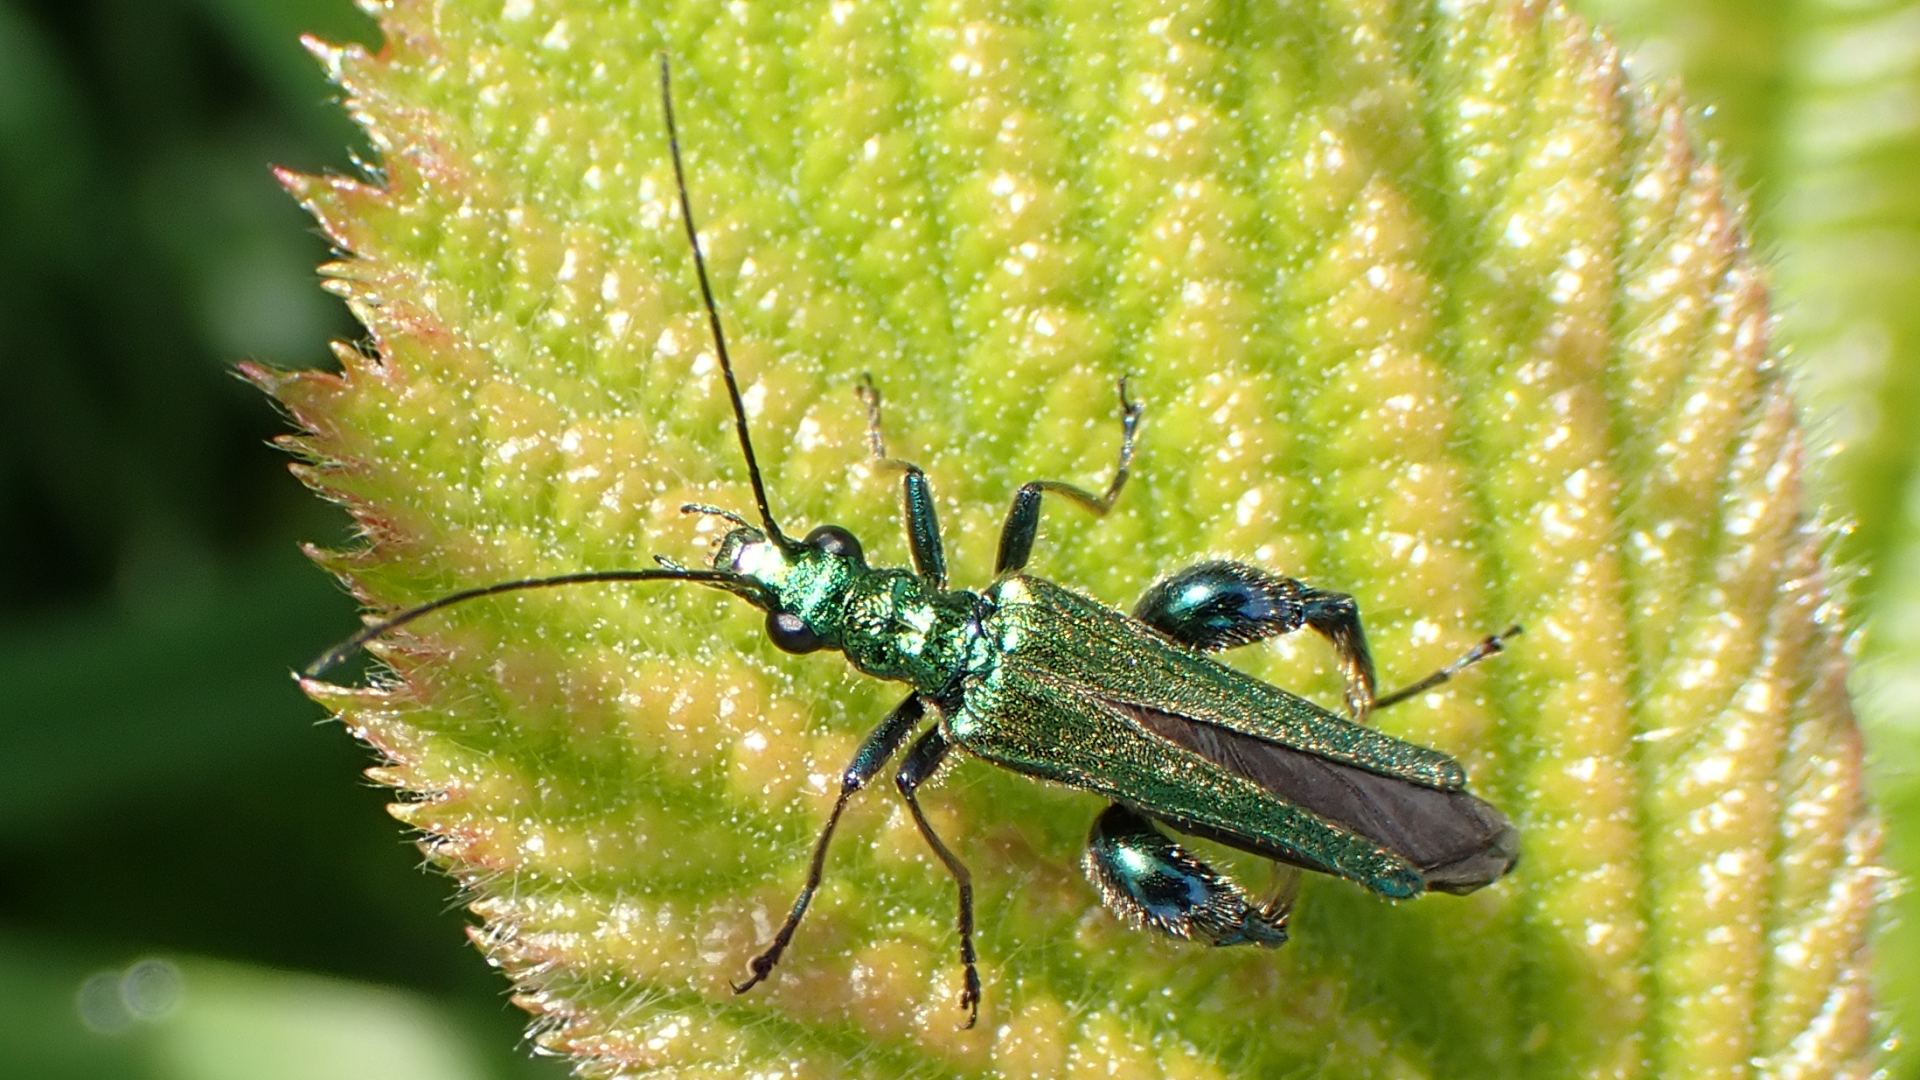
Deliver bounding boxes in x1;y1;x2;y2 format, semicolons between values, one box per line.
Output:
711;522;868;654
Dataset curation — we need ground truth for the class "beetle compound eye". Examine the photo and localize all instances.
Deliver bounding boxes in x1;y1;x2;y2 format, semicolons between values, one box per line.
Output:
804;524;864;564
767;611;825;654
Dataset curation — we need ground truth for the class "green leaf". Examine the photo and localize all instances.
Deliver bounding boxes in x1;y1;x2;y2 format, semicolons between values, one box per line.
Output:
1577;0;1920;600
258;0;1883;1075
1576;0;1920;1062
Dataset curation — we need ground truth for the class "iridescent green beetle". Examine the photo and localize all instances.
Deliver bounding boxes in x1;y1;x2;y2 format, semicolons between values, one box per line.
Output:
310;61;1520;1029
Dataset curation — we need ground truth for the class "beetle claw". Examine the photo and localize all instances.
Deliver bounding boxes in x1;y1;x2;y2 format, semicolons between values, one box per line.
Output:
959;968;981;1029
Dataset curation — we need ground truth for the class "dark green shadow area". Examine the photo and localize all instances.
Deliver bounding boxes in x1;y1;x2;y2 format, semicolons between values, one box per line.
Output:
0;555;573;1078
0;0;570;1073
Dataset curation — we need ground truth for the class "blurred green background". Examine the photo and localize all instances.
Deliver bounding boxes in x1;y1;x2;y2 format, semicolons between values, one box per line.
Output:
0;0;1914;1077
0;0;563;1075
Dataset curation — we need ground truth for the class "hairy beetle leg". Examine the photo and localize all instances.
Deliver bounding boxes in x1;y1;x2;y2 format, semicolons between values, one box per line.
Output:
895;727;981;1028
1082;804;1291;947
1134;561;1379;719
855;376;948;588
734;695;926;995
994;379;1143;575
1375;625;1524;711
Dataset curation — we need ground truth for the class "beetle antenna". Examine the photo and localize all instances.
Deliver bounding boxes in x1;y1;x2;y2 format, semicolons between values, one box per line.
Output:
303;568;768;678
660;56;792;549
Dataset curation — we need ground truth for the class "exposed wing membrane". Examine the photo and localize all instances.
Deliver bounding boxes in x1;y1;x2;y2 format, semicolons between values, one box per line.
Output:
1100;696;1519;894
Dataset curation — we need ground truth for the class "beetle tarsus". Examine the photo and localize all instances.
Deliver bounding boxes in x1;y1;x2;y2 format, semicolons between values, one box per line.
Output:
731;954;776;995
1375;623;1526;711
959;965;981;1029
993;380;1143;575
896;728;983;1027
731;696;929;998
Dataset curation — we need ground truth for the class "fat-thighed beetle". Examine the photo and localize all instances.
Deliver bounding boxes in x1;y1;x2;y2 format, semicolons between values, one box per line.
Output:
308;58;1522;1029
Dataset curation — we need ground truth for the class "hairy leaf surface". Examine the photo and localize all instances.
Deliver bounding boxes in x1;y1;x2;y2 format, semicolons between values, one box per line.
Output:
258;0;1882;1076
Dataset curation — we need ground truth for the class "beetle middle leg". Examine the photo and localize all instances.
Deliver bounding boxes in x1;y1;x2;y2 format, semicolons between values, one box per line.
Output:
894;725;982;1028
994;379;1144;575
1082;804;1293;947
734;693;927;995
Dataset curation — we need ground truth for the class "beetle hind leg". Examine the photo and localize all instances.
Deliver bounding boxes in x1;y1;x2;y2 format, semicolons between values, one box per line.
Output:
1082;804;1291;948
1375;624;1524;710
1133;561;1378;720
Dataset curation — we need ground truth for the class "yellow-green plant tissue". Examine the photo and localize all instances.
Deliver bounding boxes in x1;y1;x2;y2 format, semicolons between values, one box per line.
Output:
255;1;1884;1077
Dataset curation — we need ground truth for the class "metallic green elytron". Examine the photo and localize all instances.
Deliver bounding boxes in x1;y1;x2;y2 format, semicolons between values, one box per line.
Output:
309;60;1520;1029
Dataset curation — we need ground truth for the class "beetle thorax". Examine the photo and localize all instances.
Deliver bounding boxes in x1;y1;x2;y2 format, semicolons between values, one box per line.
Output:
839;571;982;695
713;523;980;689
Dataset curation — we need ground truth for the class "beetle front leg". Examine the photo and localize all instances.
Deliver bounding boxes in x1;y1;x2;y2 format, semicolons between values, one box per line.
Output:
893;726;982;1028
994;379;1143;574
1082;804;1293;947
735;694;927;995
856;376;947;588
